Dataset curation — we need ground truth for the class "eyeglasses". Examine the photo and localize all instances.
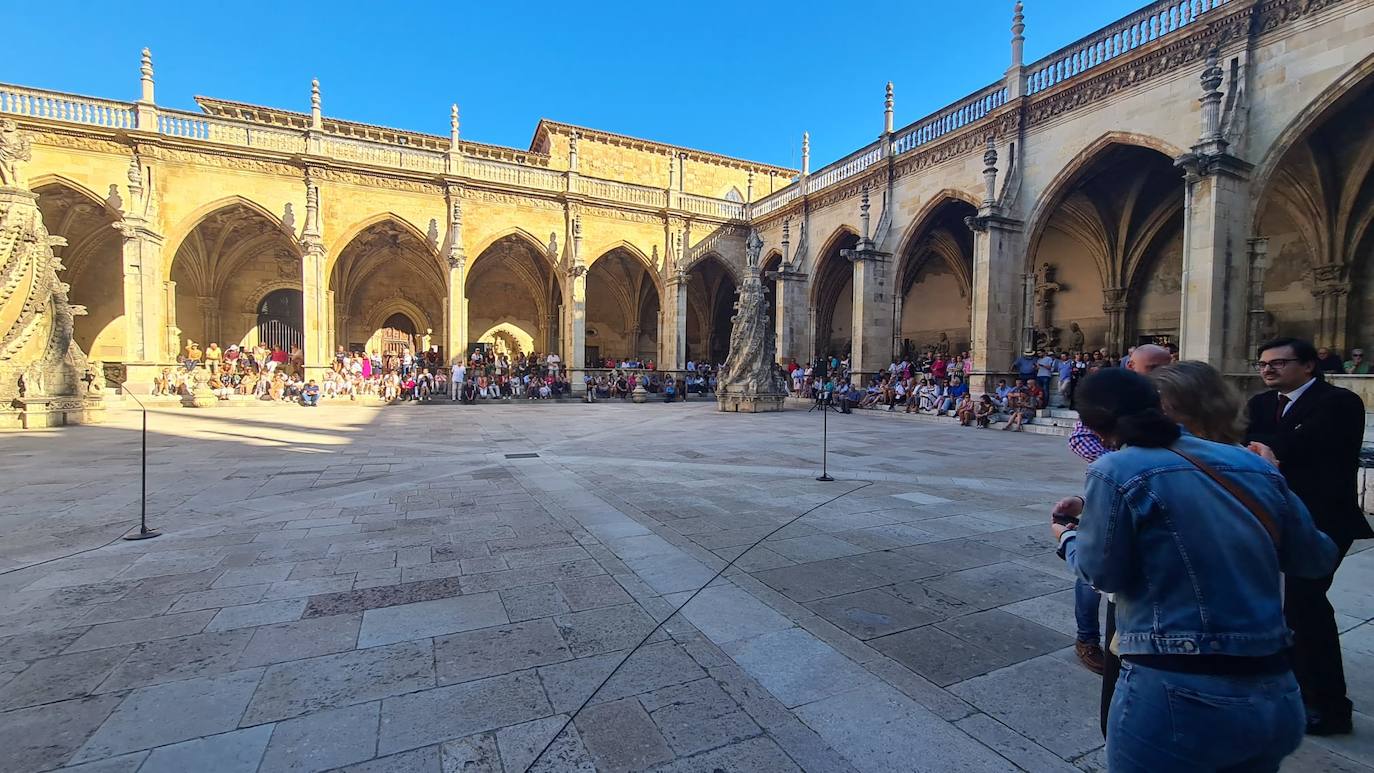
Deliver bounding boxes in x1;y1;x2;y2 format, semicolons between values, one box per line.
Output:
1257;358;1296;371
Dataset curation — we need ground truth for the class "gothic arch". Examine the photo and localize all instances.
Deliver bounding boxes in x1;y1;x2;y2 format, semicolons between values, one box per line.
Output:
33;177;125;358
30;174;118;218
243;280;304;315
363;298;434;334
327;212;441;277
1025;136;1185;353
468;227;553;265
1251;52;1374;226
892;188;981;260
1024;131;1186;275
681;249;743;286
589;241;664;295
810;226;861;358
163;195;297;280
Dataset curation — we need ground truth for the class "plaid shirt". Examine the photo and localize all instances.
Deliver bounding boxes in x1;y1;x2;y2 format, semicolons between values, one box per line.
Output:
1068;421;1110;463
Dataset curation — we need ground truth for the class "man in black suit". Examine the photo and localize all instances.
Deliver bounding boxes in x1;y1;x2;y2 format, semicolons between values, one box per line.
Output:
1247;337;1373;736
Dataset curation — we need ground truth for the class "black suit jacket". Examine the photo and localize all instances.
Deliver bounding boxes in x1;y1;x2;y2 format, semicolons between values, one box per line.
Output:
1246;378;1374;545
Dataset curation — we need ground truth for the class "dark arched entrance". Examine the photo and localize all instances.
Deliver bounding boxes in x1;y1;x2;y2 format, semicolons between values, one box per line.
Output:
257;289;303;352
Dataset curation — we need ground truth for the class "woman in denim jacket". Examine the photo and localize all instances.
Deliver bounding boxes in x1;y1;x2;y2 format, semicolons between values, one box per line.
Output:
1055;367;1337;772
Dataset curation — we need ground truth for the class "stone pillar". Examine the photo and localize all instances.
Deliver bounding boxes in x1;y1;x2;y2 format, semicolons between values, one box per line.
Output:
163;280;179;362
1312;264;1351;352
661;271;687;369
300;246;327;373
846;247;893;373
1175;51;1254;370
770;269;807;365
1245;237;1270;365
117;222;164;366
445;256;466;364
567;264;587;369
196;295;220;346
1102;287;1128;354
967;213;1024;393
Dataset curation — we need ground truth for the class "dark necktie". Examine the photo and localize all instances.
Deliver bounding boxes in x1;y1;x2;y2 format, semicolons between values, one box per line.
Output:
1276;393;1290;423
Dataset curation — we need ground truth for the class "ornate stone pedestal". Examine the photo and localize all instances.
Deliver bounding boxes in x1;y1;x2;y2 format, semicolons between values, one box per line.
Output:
716;392;785;413
716;230;788;414
181;368;216;408
631;384;648;404
13;396;105;428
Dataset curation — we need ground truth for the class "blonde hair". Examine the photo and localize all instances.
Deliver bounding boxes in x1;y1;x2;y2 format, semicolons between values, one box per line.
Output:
1148;360;1248;445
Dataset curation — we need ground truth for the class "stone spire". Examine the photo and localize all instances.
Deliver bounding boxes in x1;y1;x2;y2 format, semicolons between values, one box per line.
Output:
1007;2;1028;99
746;170;754;203
450;104;460;147
139;48;154;104
884;82;894;135
1011;2;1025;68
310;79;322;131
568;132;580;172
801;132;810;177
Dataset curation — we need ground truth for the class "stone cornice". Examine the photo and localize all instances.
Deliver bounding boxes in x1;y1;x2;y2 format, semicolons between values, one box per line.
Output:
531;120;797;177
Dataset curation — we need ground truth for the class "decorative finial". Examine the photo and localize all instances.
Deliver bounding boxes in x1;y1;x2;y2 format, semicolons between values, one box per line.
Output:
450;104;459;140
982;135;999;207
139;48;155;104
310;78;322;130
1197;48;1227;151
884;82;895;135
860;187;872;242
1011;1;1026;69
801;131;810;177
781;218;791;266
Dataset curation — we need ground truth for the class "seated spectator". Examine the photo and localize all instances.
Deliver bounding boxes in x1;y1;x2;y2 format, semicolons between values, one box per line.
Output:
301;380;320;407
1317;346;1345;373
954;392;976;426
1344;349;1370;374
974;394;995;427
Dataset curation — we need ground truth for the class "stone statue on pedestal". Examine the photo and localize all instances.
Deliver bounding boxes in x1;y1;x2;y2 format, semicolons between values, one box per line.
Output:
717;230;787;413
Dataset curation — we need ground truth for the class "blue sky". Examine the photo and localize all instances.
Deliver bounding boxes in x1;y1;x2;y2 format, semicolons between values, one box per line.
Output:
8;1;1144;169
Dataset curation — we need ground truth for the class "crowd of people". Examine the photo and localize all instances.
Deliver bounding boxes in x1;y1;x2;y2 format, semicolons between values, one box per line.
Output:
151;340;730;406
1048;337;1368;769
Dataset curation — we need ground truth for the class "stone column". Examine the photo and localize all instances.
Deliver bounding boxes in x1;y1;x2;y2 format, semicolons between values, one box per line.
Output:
1175;52;1254;370
770;268;807;365
1245;237;1270;365
967;213;1024;393
1101;287;1128;354
300;245;327;374
163;280;179;362
117;222;165;366
846;247;893;373
661;271;687;369
445;256;466;363
567;264;587;369
196;295;220;346
1312;264;1351;352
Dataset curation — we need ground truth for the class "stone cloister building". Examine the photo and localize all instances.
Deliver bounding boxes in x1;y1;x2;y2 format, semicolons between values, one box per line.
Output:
2;0;1371;393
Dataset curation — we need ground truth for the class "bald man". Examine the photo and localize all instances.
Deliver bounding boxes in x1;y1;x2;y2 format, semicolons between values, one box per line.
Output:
1127;344;1172;374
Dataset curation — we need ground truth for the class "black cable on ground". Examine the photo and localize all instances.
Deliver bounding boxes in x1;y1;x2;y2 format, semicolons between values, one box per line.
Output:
522;478;875;772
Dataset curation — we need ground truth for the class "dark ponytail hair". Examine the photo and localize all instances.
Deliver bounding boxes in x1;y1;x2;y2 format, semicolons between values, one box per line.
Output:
1075;368;1180;448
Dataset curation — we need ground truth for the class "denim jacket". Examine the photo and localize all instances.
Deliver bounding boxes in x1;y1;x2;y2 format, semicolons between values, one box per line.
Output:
1063;431;1337;658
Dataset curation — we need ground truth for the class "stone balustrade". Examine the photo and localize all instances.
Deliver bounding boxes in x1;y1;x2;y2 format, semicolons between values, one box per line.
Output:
889;83;1008;155
0;82;747;221
1025;0;1232;95
0;83;136;129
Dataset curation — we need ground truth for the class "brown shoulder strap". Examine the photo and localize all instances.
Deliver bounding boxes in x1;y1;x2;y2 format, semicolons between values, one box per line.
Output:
1169;446;1283;548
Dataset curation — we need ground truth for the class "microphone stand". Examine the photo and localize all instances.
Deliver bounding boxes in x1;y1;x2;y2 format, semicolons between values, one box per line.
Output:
117;377;161;540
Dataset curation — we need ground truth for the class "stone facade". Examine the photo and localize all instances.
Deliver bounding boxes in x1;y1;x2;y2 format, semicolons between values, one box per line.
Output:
2;0;1371;404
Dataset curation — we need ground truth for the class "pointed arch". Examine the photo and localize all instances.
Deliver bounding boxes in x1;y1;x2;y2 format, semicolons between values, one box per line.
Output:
1024;131;1186;273
163;195;298;279
1252;52;1374;228
588;240;663;296
892;189;980;261
681;250;743;286
327;212;441;278
468;226;553;267
30;174;120;218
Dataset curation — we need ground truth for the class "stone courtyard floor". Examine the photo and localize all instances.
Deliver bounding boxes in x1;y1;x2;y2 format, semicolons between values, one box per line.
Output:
1;400;1372;773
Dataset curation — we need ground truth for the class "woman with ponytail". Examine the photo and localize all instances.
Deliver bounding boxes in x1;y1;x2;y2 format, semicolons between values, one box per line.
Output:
1053;367;1337;772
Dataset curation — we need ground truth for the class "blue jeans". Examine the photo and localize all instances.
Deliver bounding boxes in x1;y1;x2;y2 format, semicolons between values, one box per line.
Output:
302;393;318;406
1074;578;1101;644
1108;661;1304;773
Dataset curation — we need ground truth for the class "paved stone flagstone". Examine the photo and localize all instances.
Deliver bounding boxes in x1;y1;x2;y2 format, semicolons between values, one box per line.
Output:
0;401;1371;771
